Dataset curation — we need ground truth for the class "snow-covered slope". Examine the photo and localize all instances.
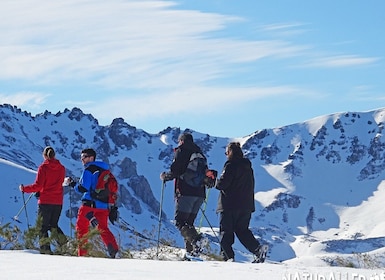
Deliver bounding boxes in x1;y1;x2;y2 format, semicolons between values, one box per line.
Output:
1;104;385;265
3;249;385;280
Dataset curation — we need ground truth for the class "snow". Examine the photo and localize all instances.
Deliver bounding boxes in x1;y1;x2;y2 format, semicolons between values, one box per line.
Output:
3;158;385;280
1;250;385;280
3;107;385;279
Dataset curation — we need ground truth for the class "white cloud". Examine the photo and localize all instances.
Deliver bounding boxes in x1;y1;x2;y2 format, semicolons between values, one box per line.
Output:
260;22;310;37
86;85;305;123
305;55;380;68
0;0;303;89
0;92;50;108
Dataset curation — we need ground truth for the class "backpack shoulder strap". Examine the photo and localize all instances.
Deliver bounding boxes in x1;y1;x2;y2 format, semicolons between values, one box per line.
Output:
85;165;106;192
86;164;104;174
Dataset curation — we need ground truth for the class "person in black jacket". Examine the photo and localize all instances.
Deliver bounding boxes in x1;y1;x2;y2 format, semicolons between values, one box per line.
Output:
214;142;268;262
160;132;207;258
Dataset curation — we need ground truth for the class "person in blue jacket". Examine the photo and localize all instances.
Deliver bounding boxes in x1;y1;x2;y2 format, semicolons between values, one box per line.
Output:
67;148;118;258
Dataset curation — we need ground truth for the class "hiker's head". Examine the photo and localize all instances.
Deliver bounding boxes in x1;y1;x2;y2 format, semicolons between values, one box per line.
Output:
43;146;56;159
225;142;243;160
80;148;96;163
178;133;193;146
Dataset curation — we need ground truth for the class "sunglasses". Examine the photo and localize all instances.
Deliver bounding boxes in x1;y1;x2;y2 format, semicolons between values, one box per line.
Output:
81;154;90;160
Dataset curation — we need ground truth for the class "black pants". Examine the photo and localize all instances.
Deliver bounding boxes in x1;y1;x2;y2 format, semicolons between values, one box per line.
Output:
38;204;66;251
174;196;204;252
219;210;260;260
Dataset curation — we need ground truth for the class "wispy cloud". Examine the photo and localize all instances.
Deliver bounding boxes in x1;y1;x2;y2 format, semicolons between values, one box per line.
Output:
1;0;382;134
87;84;308;123
347;85;385;102
0;92;50;108
305;55;380;68
261;22;310;37
0;0;303;90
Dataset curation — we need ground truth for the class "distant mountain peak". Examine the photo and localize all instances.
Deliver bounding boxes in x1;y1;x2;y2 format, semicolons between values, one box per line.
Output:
2;103;385;262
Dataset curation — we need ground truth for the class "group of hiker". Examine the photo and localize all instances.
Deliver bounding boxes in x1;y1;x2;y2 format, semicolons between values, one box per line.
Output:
18;132;268;262
19;147;118;258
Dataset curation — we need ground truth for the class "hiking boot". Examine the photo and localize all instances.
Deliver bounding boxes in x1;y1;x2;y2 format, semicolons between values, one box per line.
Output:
182;254;192;261
221;251;234;262
253;244;269;263
107;243;118;258
192;234;209;255
40;247;53;255
184;239;193;253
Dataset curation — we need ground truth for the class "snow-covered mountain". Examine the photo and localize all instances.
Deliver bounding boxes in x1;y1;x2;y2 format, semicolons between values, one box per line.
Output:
1;103;385;264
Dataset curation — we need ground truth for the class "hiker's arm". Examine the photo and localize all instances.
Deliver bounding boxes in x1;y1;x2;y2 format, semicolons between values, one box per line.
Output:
21;165;45;193
215;161;234;191
75;170;92;193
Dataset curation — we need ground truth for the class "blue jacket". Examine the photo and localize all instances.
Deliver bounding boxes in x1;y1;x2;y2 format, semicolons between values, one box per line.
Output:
75;160;110;209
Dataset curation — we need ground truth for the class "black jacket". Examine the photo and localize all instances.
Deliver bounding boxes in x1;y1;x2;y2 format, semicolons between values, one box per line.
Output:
170;140;206;198
216;157;255;213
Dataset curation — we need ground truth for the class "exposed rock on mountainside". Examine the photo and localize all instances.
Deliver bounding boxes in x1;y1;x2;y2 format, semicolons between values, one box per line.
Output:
2;103;385;261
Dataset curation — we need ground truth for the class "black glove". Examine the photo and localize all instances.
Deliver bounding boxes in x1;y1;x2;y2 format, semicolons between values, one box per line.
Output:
160;172;174;182
109;206;119;225
204;169;218;188
34;192;40;198
77;184;87;193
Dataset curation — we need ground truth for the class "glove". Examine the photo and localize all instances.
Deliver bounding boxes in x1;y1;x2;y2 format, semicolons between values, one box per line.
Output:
63;177;76;188
204;169;218;188
109;206;119;225
85;211;98;228
35;192;40;198
19;184;24;192
206;169;218;179
160;172;174;182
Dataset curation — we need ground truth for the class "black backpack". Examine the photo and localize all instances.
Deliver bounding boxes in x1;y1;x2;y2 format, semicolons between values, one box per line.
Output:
180;152;208;188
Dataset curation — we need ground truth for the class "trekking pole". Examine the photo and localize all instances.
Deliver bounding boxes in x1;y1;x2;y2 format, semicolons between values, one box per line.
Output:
199;206;230;261
22;191;30;229
197;188;211;232
69;187;73;238
199;206;219;242
156;180;166;259
13;192;34;224
119;217;159;243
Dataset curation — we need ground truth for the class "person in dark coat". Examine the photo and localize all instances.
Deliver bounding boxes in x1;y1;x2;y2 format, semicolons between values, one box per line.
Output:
160;132;207;258
19;146;67;254
214;142;268;262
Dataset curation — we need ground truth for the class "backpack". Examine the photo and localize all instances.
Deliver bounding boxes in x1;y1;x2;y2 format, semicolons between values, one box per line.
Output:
88;166;118;205
180;152;208;188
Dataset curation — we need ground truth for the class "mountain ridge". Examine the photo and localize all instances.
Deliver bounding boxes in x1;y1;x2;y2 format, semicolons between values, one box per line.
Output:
1;103;385;262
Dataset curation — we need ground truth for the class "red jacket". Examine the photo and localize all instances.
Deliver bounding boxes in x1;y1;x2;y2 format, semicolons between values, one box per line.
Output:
22;158;65;205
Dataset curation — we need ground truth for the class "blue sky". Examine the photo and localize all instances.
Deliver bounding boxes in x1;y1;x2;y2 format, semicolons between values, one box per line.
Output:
0;0;384;138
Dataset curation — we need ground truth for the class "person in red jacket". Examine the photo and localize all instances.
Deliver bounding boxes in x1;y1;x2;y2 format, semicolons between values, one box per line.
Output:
66;148;119;258
19;146;66;254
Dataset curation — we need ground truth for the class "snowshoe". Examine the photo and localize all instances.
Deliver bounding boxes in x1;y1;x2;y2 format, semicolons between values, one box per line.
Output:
183;252;203;262
192;234;209;255
252;244;268;263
